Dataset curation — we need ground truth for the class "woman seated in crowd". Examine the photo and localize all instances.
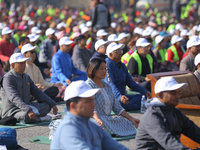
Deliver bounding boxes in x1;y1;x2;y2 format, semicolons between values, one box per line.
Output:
85;58;140;136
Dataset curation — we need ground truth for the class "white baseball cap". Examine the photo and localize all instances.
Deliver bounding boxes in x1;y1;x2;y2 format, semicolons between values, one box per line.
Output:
31;26;41;34
21;43;37;54
171;35;183;45
117;32;130;41
175;23;183;31
95;39;108;50
187;36;200;49
81;27;89;34
111;22;117;29
168;29;175;36
96;29;108;37
0;23;5;30
133;27;143;35
2;27;12;35
151;30;159;38
57;22;66;30
194;53;200;66
154;76;188;94
142;29;151;37
155;35;164;45
136;38;151;47
27;33;40;42
28;20;34;26
22;15;30;21
86;21;92;27
79;23;86;29
64;80;100;101
193;25;198;31
59;36;74;46
45;28;55;37
106;42;125;55
145;26;154;33
10;53;31;64
180;29;190;37
107;34;119;42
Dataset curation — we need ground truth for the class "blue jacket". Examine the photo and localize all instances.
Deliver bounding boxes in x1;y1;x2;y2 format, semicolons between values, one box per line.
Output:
50;112;129;150
91;51;107;60
51;50;86;87
104;57;148;102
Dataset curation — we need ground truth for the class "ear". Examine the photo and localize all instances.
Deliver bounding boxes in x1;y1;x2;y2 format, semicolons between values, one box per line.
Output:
11;63;14;68
158;92;164;99
70;102;76;109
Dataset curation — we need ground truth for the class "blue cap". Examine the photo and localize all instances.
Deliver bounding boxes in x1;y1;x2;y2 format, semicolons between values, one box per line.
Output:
159;31;169;37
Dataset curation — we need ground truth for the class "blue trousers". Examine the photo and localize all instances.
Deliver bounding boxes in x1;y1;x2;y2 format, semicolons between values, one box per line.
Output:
70;74;87;82
120;94;143;111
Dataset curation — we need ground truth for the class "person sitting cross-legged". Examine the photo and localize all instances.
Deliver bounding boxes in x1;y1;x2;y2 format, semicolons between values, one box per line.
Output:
21;43;64;102
0;53;58;123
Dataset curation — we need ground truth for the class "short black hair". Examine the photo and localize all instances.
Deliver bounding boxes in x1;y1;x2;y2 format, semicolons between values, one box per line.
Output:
19;36;29;45
66;97;81;111
76;35;86;43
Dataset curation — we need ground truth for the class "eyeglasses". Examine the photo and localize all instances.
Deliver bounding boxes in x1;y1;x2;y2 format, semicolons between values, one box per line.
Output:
113;49;123;53
29;50;36;54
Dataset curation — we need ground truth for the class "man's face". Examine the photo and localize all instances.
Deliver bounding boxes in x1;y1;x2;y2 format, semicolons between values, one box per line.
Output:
61;45;71;53
4;33;12;41
80;38;86;47
190;44;200;56
110;48;123;63
75;96;96;118
24;50;36;61
97;44;107;55
175;41;182;47
137;46;149;56
161;89;180;107
12;61;26;74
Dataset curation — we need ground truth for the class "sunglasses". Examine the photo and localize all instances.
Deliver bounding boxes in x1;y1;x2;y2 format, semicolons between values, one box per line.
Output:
29;50;36;54
113;49;123;53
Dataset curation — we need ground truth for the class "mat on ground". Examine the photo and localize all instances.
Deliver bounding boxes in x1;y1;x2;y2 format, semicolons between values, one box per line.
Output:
0;121;51;129
28;134;136;145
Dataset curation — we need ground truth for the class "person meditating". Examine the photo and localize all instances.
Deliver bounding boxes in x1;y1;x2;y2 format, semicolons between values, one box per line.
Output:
85;58;140;136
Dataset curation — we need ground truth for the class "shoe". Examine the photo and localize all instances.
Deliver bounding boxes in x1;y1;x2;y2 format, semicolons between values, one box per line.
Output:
40;115;52;122
47;111;62;120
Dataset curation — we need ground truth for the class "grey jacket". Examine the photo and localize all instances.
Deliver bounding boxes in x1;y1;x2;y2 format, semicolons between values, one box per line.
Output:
39;38;57;63
72;45;92;72
194;69;200;81
179;52;195;72
135;97;200;150
0;69;56;118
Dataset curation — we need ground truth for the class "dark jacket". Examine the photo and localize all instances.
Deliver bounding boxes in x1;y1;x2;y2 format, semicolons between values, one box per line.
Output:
91;51;107;60
104;57;148;102
136;97;200;150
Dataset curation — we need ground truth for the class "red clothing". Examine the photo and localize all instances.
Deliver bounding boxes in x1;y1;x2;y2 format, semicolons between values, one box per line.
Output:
182;50;189;59
166;45;184;62
0;39;15;62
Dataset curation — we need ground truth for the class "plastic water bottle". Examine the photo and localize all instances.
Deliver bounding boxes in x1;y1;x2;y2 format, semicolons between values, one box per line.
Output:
141;95;146;114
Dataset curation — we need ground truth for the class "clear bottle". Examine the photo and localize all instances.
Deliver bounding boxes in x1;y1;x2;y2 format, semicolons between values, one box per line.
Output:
140;95;146;114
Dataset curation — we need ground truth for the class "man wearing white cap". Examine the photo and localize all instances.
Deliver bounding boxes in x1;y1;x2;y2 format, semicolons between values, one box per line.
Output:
104;42;151;111
180;29;190;50
0;27;16;63
180;36;200;72
91;39;108;60
50;81;129;150
117;32;130;55
166;35;185;65
56;22;66;32
194;53;200;81
81;26;92;49
0;53;58;124
51;37;87;87
39;28;57;65
136;77;200;149
127;38;153;91
22;44;63;102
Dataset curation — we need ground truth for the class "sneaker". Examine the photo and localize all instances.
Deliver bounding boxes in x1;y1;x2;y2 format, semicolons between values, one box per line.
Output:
47;111;62;120
40;115;52;122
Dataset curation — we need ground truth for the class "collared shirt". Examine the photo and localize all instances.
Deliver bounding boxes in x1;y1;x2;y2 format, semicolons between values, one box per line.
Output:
0;39;15;62
24;63;54;88
104;57;148;101
50;112;129;150
51;50;86;87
